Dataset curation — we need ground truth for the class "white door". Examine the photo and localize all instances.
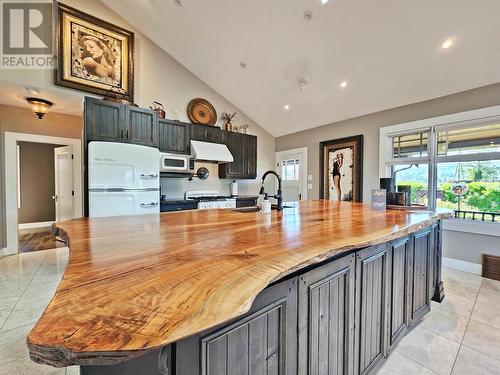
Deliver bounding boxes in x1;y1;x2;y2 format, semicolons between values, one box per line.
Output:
54;146;74;222
276;149;307;202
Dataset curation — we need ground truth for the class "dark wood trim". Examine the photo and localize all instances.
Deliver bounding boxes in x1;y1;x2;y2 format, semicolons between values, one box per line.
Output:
319;134;363;202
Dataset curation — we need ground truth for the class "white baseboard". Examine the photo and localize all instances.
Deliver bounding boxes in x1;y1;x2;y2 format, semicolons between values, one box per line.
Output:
18;221;54;230
0;247;16;257
442;256;482;275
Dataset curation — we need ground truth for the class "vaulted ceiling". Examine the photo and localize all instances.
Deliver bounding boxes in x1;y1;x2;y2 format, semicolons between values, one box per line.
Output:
102;0;500;137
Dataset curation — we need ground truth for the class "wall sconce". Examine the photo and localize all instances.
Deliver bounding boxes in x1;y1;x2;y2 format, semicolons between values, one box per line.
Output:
25;97;54;119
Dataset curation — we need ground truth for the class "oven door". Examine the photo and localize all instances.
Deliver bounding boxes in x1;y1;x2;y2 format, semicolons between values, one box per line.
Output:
160;153;193;173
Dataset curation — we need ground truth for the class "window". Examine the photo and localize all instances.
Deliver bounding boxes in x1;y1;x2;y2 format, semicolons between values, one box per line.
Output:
281;159;300;181
382;117;500;222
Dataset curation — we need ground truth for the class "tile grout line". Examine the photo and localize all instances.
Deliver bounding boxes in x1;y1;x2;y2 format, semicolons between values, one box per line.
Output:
449;277;482;375
393;350;440;374
0;253;48;332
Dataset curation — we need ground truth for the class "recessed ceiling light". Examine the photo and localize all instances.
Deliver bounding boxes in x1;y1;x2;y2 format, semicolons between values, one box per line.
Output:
340;81;348;88
303;11;313;21
441;38;454;49
321;0;329;4
284;104;290;110
239;62;247;69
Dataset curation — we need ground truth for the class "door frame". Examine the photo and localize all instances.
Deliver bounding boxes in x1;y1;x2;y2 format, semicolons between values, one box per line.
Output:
275;147;308;201
3;132;82;256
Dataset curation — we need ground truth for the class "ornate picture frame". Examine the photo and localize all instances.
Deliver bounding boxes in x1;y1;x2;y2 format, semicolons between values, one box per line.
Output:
55;2;134;100
319;135;363;202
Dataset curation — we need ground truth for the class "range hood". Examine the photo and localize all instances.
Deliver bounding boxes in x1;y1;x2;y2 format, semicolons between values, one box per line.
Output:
190;140;234;163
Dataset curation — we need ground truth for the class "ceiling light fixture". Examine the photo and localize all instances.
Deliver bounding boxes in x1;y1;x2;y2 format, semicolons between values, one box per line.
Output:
441;38;454;49
321;0;329;4
284;104;290;110
173;0;182;7
25;97;54;119
240;62;247;69
303;11;313;21
340;80;348;88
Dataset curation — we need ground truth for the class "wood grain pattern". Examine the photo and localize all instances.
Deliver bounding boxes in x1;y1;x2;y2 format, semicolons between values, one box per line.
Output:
27;201;451;367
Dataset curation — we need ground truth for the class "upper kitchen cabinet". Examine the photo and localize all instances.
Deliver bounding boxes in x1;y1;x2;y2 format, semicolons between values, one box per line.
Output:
158;119;190;154
123;106;158;147
219;132;257;179
190;124;225;144
84;97;123;142
84;97;158;147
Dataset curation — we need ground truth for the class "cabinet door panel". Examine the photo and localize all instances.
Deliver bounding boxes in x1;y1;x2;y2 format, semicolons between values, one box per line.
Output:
85;98;122;142
388;236;411;351
354;244;390;375
124;107;158;147
411;229;431;321
176;277;297;375
246;135;257;178
159;120;190;154
226;132;246;177
299;254;355;375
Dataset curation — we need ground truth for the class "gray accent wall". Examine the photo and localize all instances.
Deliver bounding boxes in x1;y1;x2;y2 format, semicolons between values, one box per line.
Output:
276;82;500;202
276;83;500;266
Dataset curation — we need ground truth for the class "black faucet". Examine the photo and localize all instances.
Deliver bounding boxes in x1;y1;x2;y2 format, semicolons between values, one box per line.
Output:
259;170;283;211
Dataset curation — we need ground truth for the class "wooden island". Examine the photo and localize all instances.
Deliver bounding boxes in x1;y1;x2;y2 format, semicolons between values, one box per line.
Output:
27;201;451;375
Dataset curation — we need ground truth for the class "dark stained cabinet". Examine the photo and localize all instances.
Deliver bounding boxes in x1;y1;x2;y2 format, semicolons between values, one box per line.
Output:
123;106;158;147
219;132;257;179
354;244;390;375
298;254;355;375
84;98;258;178
175;277;298;375
84;97;158;147
84;97;122;142
191;124;224;143
410;228;432;322
387;236;412;353
158;119;190;154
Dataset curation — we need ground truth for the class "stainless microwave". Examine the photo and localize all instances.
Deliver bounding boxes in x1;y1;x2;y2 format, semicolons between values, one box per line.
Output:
159;153;195;174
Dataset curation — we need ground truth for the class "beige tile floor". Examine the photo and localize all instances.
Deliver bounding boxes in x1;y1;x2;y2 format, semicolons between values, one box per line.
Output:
1;248;500;375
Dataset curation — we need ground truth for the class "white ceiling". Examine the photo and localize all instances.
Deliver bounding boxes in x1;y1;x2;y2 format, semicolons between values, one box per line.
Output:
105;0;500;137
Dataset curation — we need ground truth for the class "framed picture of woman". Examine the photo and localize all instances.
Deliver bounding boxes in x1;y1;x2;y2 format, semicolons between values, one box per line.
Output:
55;3;134;100
319;135;363;202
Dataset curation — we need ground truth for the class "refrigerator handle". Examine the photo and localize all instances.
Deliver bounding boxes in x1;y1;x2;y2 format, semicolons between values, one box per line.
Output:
120;129;124;139
140;173;159;179
140;202;159;208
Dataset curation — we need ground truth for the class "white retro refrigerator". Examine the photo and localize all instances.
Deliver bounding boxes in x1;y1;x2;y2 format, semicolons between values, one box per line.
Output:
88;142;160;217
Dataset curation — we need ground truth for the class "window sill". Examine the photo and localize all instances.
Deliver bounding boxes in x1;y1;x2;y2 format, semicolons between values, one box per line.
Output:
443;218;500;237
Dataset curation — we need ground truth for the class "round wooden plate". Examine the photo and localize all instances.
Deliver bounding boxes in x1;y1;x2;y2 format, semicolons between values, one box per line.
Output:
187;98;217;125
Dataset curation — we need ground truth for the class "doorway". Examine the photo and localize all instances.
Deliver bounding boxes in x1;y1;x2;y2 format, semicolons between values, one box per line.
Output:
16;142;74;253
3;132;82;256
275;147;308;202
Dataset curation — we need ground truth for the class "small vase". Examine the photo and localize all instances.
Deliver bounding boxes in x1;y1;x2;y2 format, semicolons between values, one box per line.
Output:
225;122;233;132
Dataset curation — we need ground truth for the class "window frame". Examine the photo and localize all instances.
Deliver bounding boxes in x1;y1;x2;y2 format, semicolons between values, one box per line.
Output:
380;105;500;213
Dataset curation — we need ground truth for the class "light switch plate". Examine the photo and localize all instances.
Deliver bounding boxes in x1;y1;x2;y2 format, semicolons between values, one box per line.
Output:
307;175;313;181
307;183;313;189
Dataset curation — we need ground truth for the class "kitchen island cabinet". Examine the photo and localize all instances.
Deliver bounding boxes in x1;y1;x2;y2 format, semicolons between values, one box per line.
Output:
27;201;450;374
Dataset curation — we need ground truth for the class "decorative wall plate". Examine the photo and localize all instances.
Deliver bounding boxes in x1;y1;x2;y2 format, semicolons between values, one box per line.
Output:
187;98;217;125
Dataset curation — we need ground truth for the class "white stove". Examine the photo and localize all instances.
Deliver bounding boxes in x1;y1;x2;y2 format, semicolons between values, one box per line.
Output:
184;190;236;210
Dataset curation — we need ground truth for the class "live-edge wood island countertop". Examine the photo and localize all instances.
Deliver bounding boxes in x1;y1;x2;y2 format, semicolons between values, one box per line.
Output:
27;200;451;367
